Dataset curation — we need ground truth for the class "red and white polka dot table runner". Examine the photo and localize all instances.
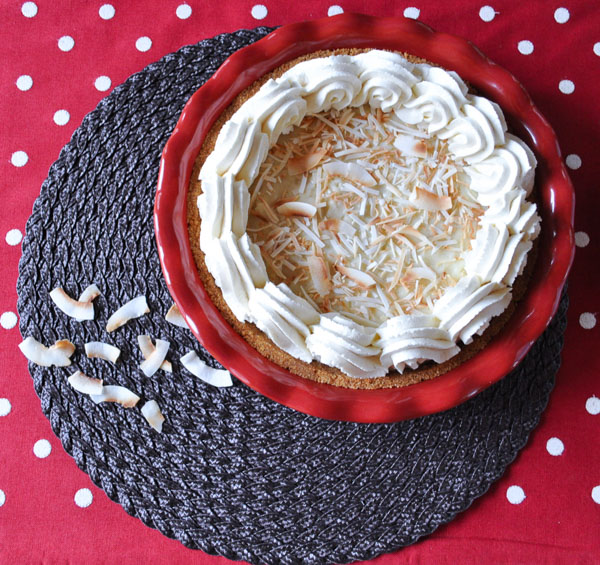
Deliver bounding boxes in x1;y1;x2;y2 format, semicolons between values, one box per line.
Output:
1;1;599;563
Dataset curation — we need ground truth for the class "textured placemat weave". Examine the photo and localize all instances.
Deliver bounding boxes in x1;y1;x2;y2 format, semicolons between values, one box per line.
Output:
17;28;568;565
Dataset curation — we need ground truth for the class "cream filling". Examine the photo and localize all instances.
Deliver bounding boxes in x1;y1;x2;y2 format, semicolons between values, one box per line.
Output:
197;51;540;378
247;105;481;325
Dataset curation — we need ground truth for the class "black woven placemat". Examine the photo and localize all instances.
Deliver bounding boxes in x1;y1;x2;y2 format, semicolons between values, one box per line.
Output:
17;28;568;565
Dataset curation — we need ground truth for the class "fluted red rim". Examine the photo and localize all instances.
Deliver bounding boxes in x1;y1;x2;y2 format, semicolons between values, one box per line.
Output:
154;14;574;423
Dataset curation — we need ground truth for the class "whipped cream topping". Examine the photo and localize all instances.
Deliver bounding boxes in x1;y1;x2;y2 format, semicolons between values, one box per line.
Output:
481;188;540;238
202;232;267;322
377;314;460;372
464;134;536;205
306;314;385;378
248;282;319;363
432;276;512;344
198;50;540;379
465;223;532;285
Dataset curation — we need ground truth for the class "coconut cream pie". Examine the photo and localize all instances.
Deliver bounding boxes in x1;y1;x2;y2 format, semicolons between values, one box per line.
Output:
187;49;540;389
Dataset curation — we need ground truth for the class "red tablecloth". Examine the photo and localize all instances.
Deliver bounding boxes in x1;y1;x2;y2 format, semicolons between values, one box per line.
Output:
1;1;599;563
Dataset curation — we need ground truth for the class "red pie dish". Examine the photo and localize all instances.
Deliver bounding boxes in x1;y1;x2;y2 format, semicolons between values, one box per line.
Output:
154;14;575;423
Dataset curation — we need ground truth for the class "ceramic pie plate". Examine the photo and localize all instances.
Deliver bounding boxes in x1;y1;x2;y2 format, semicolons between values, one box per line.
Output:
154;14;575;423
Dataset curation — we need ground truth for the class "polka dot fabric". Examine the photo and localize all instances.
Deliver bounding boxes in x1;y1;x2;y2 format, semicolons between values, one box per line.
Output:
1;1;598;563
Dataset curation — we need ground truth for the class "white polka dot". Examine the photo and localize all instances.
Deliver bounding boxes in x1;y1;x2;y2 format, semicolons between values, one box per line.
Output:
5;229;22;246
176;3;192;19
99;4;115;20
575;231;589;248
327;5;343;16
479;5;496;22
506;485;526;504
579;312;597;330
94;76;111;92
251;4;267;20
554;7;570;24
135;37;152;52
0;399;11;417
16;75;33;91
0;490;5;507
592;486;600;504
58;36;74;52
546;437;564;456
403;7;420;19
11;151;28;167
518;40;534;55
594;43;600;57
559;79;575;94
566;154;581;169
33;439;51;458
53;110;70;126
586;396;600;415
74;488;93;508
21;2;37;17
0;312;17;330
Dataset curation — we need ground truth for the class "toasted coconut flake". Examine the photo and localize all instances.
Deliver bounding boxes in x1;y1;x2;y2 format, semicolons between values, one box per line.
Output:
137;335;172;373
406;266;437;281
49;287;95;321
106;295;149;332
84;341;121;363
137;334;156;358
412;187;452;211
401;225;429;241
141;400;165;433
165;303;188;328
54;339;76;355
319;218;340;233
276;201;317;218
18;336;75;367
78;284;101;303
257;196;279;223
180;351;233;387
68;370;103;395
139;338;170;377
394;134;428;157
322;160;376;187
307;255;331;296
91;385;140;408
291;218;325;248
335;264;376;289
287;148;327;175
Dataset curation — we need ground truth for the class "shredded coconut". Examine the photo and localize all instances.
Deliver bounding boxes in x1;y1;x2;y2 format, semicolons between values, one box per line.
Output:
246;104;484;323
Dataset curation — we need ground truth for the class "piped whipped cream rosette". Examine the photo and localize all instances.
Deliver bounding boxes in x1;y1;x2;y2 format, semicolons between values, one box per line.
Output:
306;314;386;379
196;50;540;379
248;282;319;363
377;314;460;373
